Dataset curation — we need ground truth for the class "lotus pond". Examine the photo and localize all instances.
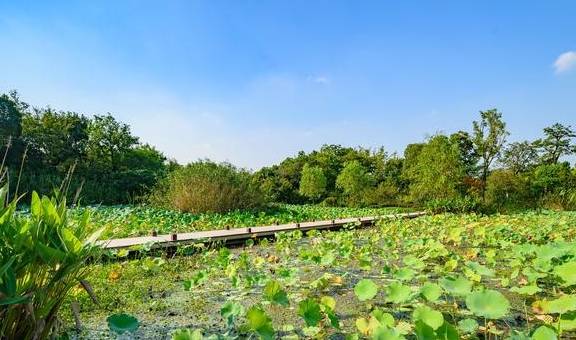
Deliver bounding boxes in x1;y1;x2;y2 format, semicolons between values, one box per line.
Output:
72;204;408;239
67;211;576;339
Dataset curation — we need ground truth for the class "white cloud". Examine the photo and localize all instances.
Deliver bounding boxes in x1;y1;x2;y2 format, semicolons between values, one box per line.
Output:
554;51;576;74
307;75;330;84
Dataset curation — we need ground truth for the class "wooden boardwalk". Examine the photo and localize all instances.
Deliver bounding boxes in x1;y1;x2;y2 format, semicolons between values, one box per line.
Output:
97;211;426;250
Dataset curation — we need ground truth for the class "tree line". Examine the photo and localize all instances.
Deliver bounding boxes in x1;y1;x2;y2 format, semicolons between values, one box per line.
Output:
0;91;168;204
255;109;576;212
1;91;575;212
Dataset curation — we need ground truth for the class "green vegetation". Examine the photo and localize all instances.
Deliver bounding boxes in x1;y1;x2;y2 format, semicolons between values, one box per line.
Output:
1;91;167;205
149;160;265;214
73;204;407;239
0;185;102;339
2;90;576;339
3;91;576;213
65;212;576;338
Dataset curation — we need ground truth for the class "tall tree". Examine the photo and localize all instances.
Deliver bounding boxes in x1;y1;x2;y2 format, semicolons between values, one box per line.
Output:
22;108;89;171
450;131;479;177
500;141;539;174
86;114;139;171
299;163;327;201
472;109;509;200
336;160;373;206
534;123;576;164
407;135;465;203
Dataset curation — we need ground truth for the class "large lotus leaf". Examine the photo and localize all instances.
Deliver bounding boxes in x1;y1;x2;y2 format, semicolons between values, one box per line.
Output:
420;283;443;302
394;268;416;281
531;326;557;340
436;322;459;340
412;306;444;330
356;317;381;336
554;262;576;286
440;276;472;297
372;327;404;340
465;290;510;319
107;313;139;334
457;318;479;334
354;279;378;301
386;282;412;304
371;309;395;328
537;295;576;314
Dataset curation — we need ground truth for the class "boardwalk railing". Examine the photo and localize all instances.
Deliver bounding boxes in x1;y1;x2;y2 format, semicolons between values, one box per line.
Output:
97;211;426;250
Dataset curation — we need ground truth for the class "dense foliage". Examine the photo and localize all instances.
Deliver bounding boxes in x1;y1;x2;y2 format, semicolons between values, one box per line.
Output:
69;212;576;338
2;90;575;212
0;91;168;204
0;184;102;339
72;204;406;239
255;110;576;212
149;160;265;214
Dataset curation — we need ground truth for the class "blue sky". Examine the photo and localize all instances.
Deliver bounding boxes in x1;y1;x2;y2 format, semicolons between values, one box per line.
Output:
1;1;575;169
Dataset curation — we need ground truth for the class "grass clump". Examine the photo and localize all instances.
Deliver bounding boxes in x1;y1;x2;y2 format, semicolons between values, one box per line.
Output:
150;160;265;214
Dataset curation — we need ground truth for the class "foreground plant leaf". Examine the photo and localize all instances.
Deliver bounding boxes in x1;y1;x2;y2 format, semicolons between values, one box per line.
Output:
439;276;472;297
412;305;444;330
263;280;289;306
420;283;443;302
386;282;412;304
553;262;576;286
246;306;275;340
171;328;203;340
298;298;323;327
466;290;510;319
354;279;378;301
531;326;557;340
107;313;139;334
457;318;479;334
220;301;244;327
535;295;576;314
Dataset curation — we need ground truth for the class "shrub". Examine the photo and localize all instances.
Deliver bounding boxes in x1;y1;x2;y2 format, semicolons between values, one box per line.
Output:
425;196;480;214
0;185;102;339
485;169;532;212
530;163;575;210
530;163;574;197
150;160;266;213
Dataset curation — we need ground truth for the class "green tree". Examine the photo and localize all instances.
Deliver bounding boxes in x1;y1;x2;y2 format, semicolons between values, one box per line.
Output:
500;141;539;174
534;123;576;164
299;163;327;201
22;108;89;171
86;114;139;171
472;109;509;200
0;92;24;170
530;162;574;196
407;135;465;203
485;169;531;211
336;160;373;205
450;131;479;177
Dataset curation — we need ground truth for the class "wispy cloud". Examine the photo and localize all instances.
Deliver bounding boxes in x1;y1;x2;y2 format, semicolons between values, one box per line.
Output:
554;51;576;74
307;75;330;84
